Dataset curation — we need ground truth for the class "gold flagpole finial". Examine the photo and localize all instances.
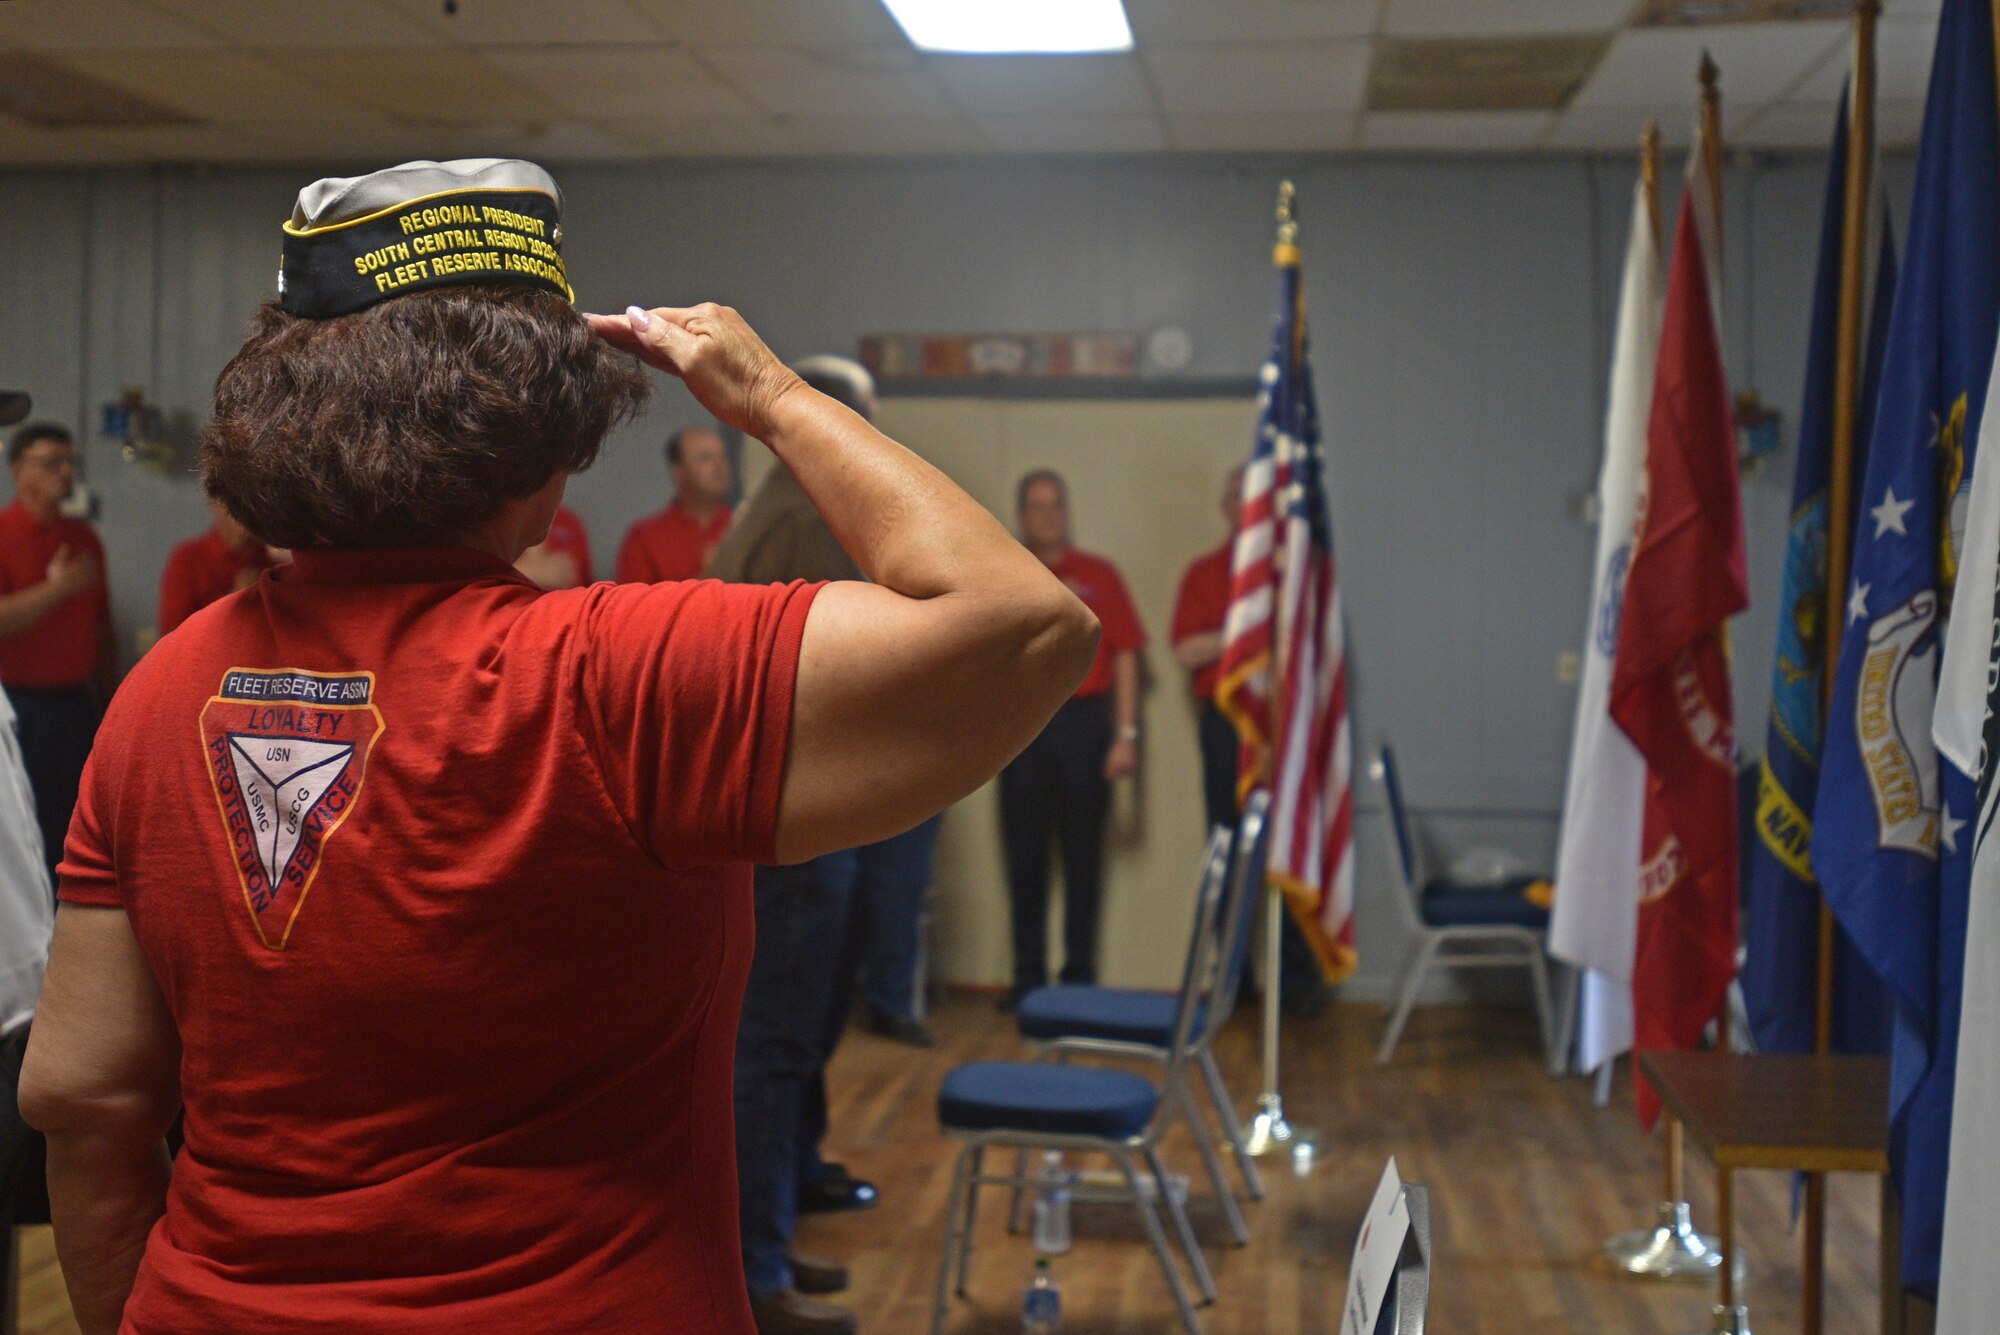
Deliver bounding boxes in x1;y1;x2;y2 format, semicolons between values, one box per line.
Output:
1274;180;1300;266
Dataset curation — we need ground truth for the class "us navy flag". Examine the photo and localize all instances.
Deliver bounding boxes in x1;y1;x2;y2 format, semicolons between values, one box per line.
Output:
1742;89;1894;1059
1811;0;2000;1295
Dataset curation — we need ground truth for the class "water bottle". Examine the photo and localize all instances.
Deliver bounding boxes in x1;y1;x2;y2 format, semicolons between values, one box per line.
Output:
1030;1150;1073;1255
1021;1257;1062;1334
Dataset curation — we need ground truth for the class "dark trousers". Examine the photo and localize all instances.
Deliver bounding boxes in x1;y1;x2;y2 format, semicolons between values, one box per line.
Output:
735;850;859;1298
10;686;97;889
854;816;943;1020
1196;699;1322;1002
999;696;1112;991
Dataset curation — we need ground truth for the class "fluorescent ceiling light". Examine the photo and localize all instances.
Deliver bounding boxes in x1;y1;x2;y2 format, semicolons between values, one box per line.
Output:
880;0;1135;54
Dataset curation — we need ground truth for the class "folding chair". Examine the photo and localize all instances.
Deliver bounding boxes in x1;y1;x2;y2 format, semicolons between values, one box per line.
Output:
1011;790;1272;1241
929;831;1235;1335
1372;745;1555;1066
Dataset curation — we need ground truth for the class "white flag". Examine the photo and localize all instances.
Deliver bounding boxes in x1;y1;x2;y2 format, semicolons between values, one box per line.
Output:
1549;176;1663;1073
1932;340;2000;1334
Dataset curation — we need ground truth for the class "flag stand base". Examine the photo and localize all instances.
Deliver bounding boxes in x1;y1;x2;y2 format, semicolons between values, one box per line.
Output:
1242;1093;1319;1170
1694;1303;1751;1335
1602;1200;1724;1279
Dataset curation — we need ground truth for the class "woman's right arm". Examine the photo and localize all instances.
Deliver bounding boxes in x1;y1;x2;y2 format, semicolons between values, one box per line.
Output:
591;305;1100;862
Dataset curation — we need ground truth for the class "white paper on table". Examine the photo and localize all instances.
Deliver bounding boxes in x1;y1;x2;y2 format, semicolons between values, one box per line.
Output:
1340;1158;1411;1335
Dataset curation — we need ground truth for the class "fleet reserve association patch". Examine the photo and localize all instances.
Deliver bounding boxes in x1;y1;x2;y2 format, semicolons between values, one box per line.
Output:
199;669;384;950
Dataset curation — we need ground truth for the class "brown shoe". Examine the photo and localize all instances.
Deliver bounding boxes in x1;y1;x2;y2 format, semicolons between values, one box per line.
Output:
788;1251;849;1295
750;1288;858;1335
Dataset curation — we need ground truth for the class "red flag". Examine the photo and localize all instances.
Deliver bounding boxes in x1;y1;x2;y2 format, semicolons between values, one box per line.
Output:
1609;144;1749;1128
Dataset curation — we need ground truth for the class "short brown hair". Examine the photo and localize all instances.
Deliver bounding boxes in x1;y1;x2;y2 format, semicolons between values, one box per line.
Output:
202;289;650;548
8;422;71;466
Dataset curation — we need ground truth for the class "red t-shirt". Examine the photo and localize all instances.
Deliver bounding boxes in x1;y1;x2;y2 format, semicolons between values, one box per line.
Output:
616;502;732;584
541;506;595;585
0;500;107;688
59;546;820;1334
157;528;271;637
1171;542;1232;702
1050;548;1145;698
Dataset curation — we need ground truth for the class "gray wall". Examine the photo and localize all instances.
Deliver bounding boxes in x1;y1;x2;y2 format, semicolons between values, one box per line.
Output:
0;148;1912;996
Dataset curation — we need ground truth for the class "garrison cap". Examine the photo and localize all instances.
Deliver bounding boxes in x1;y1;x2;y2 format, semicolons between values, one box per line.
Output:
278;158;572;319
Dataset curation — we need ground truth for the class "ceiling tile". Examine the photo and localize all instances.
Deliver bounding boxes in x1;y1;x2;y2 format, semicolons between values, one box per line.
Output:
977;113;1168;152
607;112;796;155
1358;109;1557;150
0;0;217;49
59;50;372;126
621;0;904;46
139;0;439;47
1788;11;1938;104
1125;0;1379;44
704;45;956;117
481;47;756;118
1570;21;1847;109
1165;111;1359;151
0;121;288;164
926;54;1155;116
376;0;663;45
1146;42;1370;114
1382;0;1638;37
257;46;561;123
1367;35;1610;111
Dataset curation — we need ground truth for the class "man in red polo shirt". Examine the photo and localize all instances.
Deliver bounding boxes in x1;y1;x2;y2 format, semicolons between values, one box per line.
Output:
157;498;274;636
997;469;1146;1009
1170;466;1324;1018
514;505;595;589
0;423;110;888
616;425;732;583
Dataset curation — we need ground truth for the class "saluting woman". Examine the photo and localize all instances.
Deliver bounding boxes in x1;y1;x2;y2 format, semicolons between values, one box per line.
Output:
19;159;1098;1335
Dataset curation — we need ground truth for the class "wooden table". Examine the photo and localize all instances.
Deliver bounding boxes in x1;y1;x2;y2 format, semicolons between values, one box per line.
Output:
1639;1051;1896;1335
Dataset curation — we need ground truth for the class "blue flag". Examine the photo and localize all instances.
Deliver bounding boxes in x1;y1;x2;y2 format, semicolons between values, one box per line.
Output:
1743;89;1895;1059
1812;0;2000;1296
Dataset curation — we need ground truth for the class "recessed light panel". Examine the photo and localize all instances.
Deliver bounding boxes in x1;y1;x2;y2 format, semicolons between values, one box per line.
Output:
880;0;1135;54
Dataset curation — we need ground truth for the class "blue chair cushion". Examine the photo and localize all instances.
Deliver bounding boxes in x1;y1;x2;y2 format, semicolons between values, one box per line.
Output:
1015;985;1184;1047
1420;876;1550;928
938;1062;1159;1139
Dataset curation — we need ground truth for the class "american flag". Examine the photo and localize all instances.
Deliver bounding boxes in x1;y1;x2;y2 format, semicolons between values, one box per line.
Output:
1214;216;1356;983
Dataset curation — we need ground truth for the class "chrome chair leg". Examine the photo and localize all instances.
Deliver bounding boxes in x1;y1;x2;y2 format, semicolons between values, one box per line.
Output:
1113;1148;1205;1335
1376;935;1438;1065
1197;1050;1263;1201
1008;1145;1030;1234
1175;1081;1250;1246
1148;1144;1218;1304
1526;940;1557;1070
1550;962;1580;1078
954;1145;983;1297
931;1145;974;1335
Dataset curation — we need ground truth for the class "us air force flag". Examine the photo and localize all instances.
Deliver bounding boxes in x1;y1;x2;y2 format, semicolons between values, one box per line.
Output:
1550;174;1662;1074
1742;90;1894;1059
1933;342;2000;1333
1812;0;2000;1294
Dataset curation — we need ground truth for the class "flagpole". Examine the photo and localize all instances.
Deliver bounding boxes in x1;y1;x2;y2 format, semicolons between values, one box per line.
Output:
1643;120;1664;259
1244;178;1321;1165
1800;13;1879;1335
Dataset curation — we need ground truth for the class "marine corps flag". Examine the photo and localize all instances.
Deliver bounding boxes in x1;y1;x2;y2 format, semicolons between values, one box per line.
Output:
1741;89;1894;1060
1816;0;2000;1296
1608;119;1749;1128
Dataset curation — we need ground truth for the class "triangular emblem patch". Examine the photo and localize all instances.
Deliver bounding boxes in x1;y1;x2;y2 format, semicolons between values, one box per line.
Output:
199;668;384;950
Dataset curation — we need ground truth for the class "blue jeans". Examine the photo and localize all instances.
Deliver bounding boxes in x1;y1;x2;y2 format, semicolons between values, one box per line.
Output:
734;849;859;1298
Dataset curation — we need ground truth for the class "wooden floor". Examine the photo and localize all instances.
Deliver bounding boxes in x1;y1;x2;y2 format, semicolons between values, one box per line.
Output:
16;997;1888;1334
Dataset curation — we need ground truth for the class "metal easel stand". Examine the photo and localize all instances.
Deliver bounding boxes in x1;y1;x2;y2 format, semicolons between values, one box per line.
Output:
1242;878;1320;1169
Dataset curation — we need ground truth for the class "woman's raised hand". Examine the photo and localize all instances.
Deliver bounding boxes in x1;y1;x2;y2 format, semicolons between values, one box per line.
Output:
587;303;803;440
